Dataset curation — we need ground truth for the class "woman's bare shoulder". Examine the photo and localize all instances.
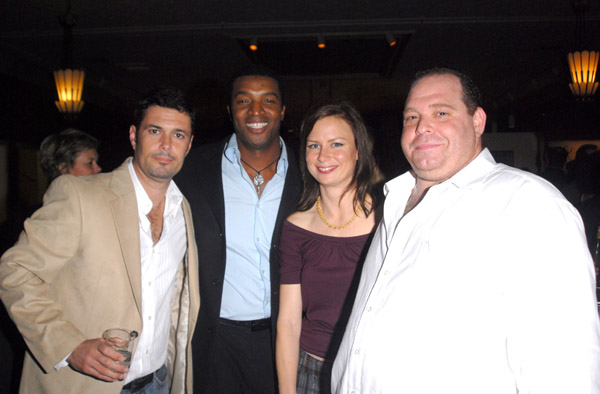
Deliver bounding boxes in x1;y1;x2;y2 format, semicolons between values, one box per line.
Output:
286;208;315;229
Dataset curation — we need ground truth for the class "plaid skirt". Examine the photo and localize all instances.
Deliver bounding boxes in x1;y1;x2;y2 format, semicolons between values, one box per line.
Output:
296;348;334;394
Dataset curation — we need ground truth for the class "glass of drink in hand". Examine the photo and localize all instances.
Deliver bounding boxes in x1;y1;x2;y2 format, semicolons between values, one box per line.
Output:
102;328;138;367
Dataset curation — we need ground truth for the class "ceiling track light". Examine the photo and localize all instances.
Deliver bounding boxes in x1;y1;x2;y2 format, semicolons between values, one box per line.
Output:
249;37;258;51
386;32;397;47
317;35;326;49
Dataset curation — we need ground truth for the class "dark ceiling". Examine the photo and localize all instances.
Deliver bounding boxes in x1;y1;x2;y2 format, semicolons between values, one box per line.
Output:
1;0;600;148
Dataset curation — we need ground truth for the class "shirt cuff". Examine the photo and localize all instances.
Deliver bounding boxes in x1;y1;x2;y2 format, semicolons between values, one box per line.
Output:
54;353;71;371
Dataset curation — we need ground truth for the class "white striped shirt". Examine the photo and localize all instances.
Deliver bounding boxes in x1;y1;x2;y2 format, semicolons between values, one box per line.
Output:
125;158;187;383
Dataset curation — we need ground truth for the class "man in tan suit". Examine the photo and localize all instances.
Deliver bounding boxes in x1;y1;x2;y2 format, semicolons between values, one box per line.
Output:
0;87;199;394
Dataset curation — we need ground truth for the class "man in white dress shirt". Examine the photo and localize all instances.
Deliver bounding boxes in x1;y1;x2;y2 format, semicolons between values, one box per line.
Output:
332;68;600;394
0;88;199;394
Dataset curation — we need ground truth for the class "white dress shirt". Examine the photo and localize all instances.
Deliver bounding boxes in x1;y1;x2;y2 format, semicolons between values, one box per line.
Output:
332;149;600;394
125;159;187;383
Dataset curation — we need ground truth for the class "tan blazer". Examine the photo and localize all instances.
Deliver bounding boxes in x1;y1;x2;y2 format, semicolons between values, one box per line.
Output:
0;160;200;394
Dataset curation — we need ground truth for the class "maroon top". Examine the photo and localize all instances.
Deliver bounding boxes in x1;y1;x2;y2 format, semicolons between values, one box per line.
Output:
279;220;372;359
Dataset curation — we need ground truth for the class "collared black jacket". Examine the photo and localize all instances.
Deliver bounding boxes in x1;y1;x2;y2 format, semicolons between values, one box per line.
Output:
175;136;301;393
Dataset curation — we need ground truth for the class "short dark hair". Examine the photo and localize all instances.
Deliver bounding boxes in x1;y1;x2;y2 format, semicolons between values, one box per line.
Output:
575;144;598;160
410;67;482;115
545;146;569;168
297;100;376;216
40;129;99;180
132;87;196;133
581;151;600;194
227;64;284;107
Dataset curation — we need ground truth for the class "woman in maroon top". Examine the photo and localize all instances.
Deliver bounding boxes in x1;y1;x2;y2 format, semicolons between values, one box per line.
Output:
276;101;379;394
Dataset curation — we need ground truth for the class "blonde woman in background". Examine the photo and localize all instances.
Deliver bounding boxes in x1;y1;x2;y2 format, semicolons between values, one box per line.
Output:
40;128;101;180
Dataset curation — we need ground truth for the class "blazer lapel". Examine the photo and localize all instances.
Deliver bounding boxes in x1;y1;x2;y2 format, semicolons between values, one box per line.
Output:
182;198;200;321
109;161;143;316
194;140;226;231
272;143;302;246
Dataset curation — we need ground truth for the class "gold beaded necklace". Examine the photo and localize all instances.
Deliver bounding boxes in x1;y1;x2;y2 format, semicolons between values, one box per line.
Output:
316;196;361;230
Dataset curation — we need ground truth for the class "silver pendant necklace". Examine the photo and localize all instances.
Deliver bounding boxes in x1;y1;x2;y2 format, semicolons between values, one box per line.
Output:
240;152;281;194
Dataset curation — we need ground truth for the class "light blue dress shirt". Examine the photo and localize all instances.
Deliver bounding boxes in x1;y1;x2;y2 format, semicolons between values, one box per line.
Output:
220;134;288;320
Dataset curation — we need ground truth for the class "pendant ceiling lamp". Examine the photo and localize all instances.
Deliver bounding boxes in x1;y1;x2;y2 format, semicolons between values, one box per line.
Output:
567;0;598;100
54;0;85;118
54;69;85;115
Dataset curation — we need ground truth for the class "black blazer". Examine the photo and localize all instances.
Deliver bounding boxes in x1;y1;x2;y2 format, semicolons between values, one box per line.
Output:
175;136;301;394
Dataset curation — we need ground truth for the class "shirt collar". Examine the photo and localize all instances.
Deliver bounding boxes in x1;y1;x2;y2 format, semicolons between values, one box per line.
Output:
383;148;497;197
127;157;184;218
223;133;289;172
445;148;496;189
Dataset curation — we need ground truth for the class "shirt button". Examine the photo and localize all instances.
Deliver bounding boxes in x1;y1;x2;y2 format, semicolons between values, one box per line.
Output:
354;349;360;355
145;349;149;355
384;271;389;275
257;237;260;242
148;315;152;320
148;281;152;286
367;306;372;312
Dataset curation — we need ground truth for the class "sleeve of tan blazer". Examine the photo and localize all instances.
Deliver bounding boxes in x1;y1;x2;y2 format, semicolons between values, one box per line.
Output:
0;176;96;373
